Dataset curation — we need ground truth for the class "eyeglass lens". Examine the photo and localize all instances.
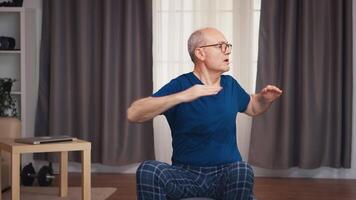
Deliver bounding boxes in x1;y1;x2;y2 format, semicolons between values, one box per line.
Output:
221;43;231;53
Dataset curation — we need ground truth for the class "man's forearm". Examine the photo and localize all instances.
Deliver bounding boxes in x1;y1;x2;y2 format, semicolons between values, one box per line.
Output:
127;94;184;123
254;94;272;115
127;84;223;122
247;94;272;116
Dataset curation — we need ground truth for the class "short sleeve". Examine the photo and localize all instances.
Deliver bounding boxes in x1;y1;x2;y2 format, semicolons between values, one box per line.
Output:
151;78;183;117
232;79;250;112
152;78;182;97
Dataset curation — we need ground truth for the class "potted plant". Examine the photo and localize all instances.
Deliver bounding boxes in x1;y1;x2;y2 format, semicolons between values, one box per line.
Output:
0;78;18;117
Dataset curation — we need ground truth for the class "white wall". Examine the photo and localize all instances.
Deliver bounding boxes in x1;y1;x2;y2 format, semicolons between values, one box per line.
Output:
19;0;43;168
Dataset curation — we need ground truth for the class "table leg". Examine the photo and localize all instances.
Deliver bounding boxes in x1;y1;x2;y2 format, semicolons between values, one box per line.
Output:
82;149;91;200
59;151;68;197
0;150;2;200
11;153;20;200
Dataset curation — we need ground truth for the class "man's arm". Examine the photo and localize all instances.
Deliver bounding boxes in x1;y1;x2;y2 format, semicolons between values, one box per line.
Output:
244;85;282;116
127;84;222;123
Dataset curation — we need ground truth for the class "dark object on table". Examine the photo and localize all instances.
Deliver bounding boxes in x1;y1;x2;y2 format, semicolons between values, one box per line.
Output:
0;36;16;50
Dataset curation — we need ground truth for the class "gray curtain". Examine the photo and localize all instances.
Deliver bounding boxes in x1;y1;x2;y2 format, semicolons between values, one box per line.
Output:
249;0;353;169
35;0;155;165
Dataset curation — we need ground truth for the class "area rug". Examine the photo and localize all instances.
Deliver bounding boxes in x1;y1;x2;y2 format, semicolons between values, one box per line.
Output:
2;186;117;200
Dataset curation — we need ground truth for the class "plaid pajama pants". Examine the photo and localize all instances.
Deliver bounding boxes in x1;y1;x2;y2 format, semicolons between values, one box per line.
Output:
136;160;255;200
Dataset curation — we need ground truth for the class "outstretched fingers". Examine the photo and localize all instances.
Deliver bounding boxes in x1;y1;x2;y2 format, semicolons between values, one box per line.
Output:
262;85;282;95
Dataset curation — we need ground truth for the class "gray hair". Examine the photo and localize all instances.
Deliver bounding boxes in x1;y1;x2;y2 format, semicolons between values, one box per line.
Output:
187;29;206;63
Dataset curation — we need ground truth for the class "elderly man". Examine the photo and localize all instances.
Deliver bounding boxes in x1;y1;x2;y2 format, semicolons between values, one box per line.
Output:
127;27;282;200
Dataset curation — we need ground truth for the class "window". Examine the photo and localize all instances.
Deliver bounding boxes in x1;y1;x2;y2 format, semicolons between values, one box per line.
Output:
153;0;261;91
153;0;234;90
252;0;261;91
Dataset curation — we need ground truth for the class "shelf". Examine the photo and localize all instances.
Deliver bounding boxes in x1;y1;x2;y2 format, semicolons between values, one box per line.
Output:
0;8;36;139
0;7;24;13
0;50;21;54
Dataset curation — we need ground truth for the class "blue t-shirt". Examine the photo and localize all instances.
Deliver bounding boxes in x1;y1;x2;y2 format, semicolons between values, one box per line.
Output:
153;72;250;166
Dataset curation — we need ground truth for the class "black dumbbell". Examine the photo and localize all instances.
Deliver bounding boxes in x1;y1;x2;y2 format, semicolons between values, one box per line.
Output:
20;162;56;186
20;162;36;186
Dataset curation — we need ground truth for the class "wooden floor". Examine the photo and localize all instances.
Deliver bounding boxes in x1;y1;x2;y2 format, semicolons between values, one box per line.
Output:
54;173;356;200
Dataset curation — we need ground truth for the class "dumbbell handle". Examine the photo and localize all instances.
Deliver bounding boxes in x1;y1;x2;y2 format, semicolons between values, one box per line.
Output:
26;173;56;179
46;175;55;179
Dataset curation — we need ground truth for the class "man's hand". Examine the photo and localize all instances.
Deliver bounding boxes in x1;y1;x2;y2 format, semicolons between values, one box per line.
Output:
259;85;282;103
178;84;222;102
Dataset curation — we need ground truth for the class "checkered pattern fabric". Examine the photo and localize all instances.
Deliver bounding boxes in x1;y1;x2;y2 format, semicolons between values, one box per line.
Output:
136;160;255;200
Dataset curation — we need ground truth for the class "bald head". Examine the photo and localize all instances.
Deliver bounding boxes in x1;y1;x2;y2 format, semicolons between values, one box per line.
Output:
187;27;224;63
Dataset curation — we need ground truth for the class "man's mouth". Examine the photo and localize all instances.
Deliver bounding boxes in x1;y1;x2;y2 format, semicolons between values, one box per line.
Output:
224;58;229;63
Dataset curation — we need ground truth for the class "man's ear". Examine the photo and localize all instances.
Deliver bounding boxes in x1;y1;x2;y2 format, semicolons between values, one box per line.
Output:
194;48;205;61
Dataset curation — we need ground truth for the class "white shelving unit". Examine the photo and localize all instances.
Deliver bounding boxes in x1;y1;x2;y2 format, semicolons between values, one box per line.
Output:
0;7;36;137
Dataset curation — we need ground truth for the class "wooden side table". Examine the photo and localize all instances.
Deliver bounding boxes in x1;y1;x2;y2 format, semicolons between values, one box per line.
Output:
0;139;91;200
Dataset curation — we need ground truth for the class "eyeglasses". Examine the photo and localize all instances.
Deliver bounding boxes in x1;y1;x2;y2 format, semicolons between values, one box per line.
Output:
198;42;232;54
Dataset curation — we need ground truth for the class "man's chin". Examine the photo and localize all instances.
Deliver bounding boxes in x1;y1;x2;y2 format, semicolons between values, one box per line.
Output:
222;64;230;72
212;64;230;73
